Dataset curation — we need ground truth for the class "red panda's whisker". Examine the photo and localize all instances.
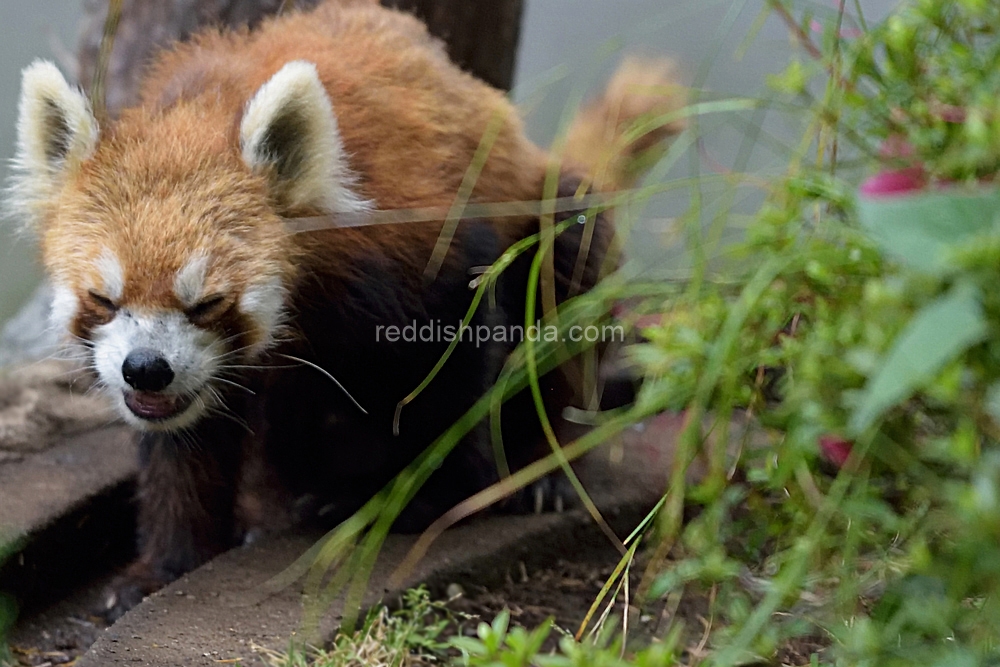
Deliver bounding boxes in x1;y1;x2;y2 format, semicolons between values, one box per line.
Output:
204;385;223;407
276;353;367;415
212;377;256;396
217;363;299;372
67;334;95;347
29;348;90;366
173;427;204;454
214;363;283;374
204;397;253;434
36;365;94;383
81;382;106;400
210;411;254;435
211;333;251;350
207;349;250;365
210;341;263;361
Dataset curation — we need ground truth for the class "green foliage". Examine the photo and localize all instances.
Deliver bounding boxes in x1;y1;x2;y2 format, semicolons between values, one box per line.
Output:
608;0;1000;664
451;610;552;667
856;190;1000;274
0;593;14;667
0;533;18;667
845;0;1000;180
850;281;987;432
451;609;683;667
263;587;454;667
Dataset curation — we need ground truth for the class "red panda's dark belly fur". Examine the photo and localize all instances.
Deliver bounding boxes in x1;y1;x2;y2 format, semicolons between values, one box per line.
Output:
260;185;613;528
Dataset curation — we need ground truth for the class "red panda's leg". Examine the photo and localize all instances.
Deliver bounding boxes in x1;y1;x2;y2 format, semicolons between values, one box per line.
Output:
102;417;244;621
235;390;297;542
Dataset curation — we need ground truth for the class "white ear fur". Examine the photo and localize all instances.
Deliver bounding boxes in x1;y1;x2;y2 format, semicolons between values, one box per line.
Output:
9;60;99;227
240;61;369;215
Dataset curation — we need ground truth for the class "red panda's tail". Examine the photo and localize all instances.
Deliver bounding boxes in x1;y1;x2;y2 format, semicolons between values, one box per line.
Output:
562;57;687;192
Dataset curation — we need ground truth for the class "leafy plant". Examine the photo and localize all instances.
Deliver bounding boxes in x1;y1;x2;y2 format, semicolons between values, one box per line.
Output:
0;595;13;667
262;587;455;667
604;1;1000;664
451;609;683;667
0;533;19;667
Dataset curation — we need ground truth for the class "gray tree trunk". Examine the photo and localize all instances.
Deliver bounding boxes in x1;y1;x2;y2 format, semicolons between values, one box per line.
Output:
381;0;523;91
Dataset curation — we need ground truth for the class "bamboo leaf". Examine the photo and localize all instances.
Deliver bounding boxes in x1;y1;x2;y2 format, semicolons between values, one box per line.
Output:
850;283;987;433
857;189;1000;273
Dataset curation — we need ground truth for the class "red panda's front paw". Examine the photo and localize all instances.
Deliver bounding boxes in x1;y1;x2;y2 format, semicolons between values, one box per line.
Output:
100;561;174;623
504;474;577;515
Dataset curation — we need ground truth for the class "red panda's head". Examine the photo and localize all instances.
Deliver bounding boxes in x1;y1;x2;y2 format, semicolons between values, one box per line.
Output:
10;60;370;431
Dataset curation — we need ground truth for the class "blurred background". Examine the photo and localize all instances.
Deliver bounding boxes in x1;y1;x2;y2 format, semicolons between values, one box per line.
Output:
0;2;80;329
0;0;899;329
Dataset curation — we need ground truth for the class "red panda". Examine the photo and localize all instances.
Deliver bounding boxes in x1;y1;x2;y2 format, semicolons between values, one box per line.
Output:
10;0;683;620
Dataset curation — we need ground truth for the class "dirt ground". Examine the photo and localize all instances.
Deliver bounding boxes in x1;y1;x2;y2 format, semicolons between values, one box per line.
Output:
446;554;666;650
443;552;830;666
6;548;646;666
6;572;114;666
5;544;831;667
6;548;647;666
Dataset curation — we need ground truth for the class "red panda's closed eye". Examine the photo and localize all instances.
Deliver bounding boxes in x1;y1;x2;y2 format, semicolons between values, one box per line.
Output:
87;289;119;314
75;290;119;334
184;294;231;324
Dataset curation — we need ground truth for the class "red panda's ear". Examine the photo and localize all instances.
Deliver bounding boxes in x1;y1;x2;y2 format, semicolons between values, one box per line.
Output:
240;61;370;216
10;61;99;230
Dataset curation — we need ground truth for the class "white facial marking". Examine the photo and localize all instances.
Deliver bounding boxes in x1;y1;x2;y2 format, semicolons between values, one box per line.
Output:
94;249;124;301
91;310;225;431
173;252;209;307
49;282;78;334
239;277;286;354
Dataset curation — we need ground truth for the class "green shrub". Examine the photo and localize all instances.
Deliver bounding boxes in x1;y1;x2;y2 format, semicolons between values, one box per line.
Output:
614;1;1000;664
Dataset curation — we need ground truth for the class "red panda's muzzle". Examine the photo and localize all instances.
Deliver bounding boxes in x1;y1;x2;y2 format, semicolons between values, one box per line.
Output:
124;390;195;422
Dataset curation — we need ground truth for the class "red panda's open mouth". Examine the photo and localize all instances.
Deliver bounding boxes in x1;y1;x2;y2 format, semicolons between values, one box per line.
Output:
124;391;194;422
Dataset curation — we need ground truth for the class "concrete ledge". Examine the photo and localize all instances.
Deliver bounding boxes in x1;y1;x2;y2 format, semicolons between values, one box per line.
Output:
78;496;652;667
73;415;681;666
0;426;136;610
0;359;135;611
0;426;134;540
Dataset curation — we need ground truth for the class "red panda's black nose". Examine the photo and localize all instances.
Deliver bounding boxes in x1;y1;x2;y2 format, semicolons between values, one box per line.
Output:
122;348;175;392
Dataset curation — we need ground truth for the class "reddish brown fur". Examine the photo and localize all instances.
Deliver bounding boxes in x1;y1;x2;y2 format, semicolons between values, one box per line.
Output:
42;1;560;350
139;1;549;211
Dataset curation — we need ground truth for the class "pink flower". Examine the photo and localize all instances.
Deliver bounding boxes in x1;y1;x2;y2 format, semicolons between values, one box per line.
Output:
859;166;927;197
859;134;926;197
819;434;853;468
